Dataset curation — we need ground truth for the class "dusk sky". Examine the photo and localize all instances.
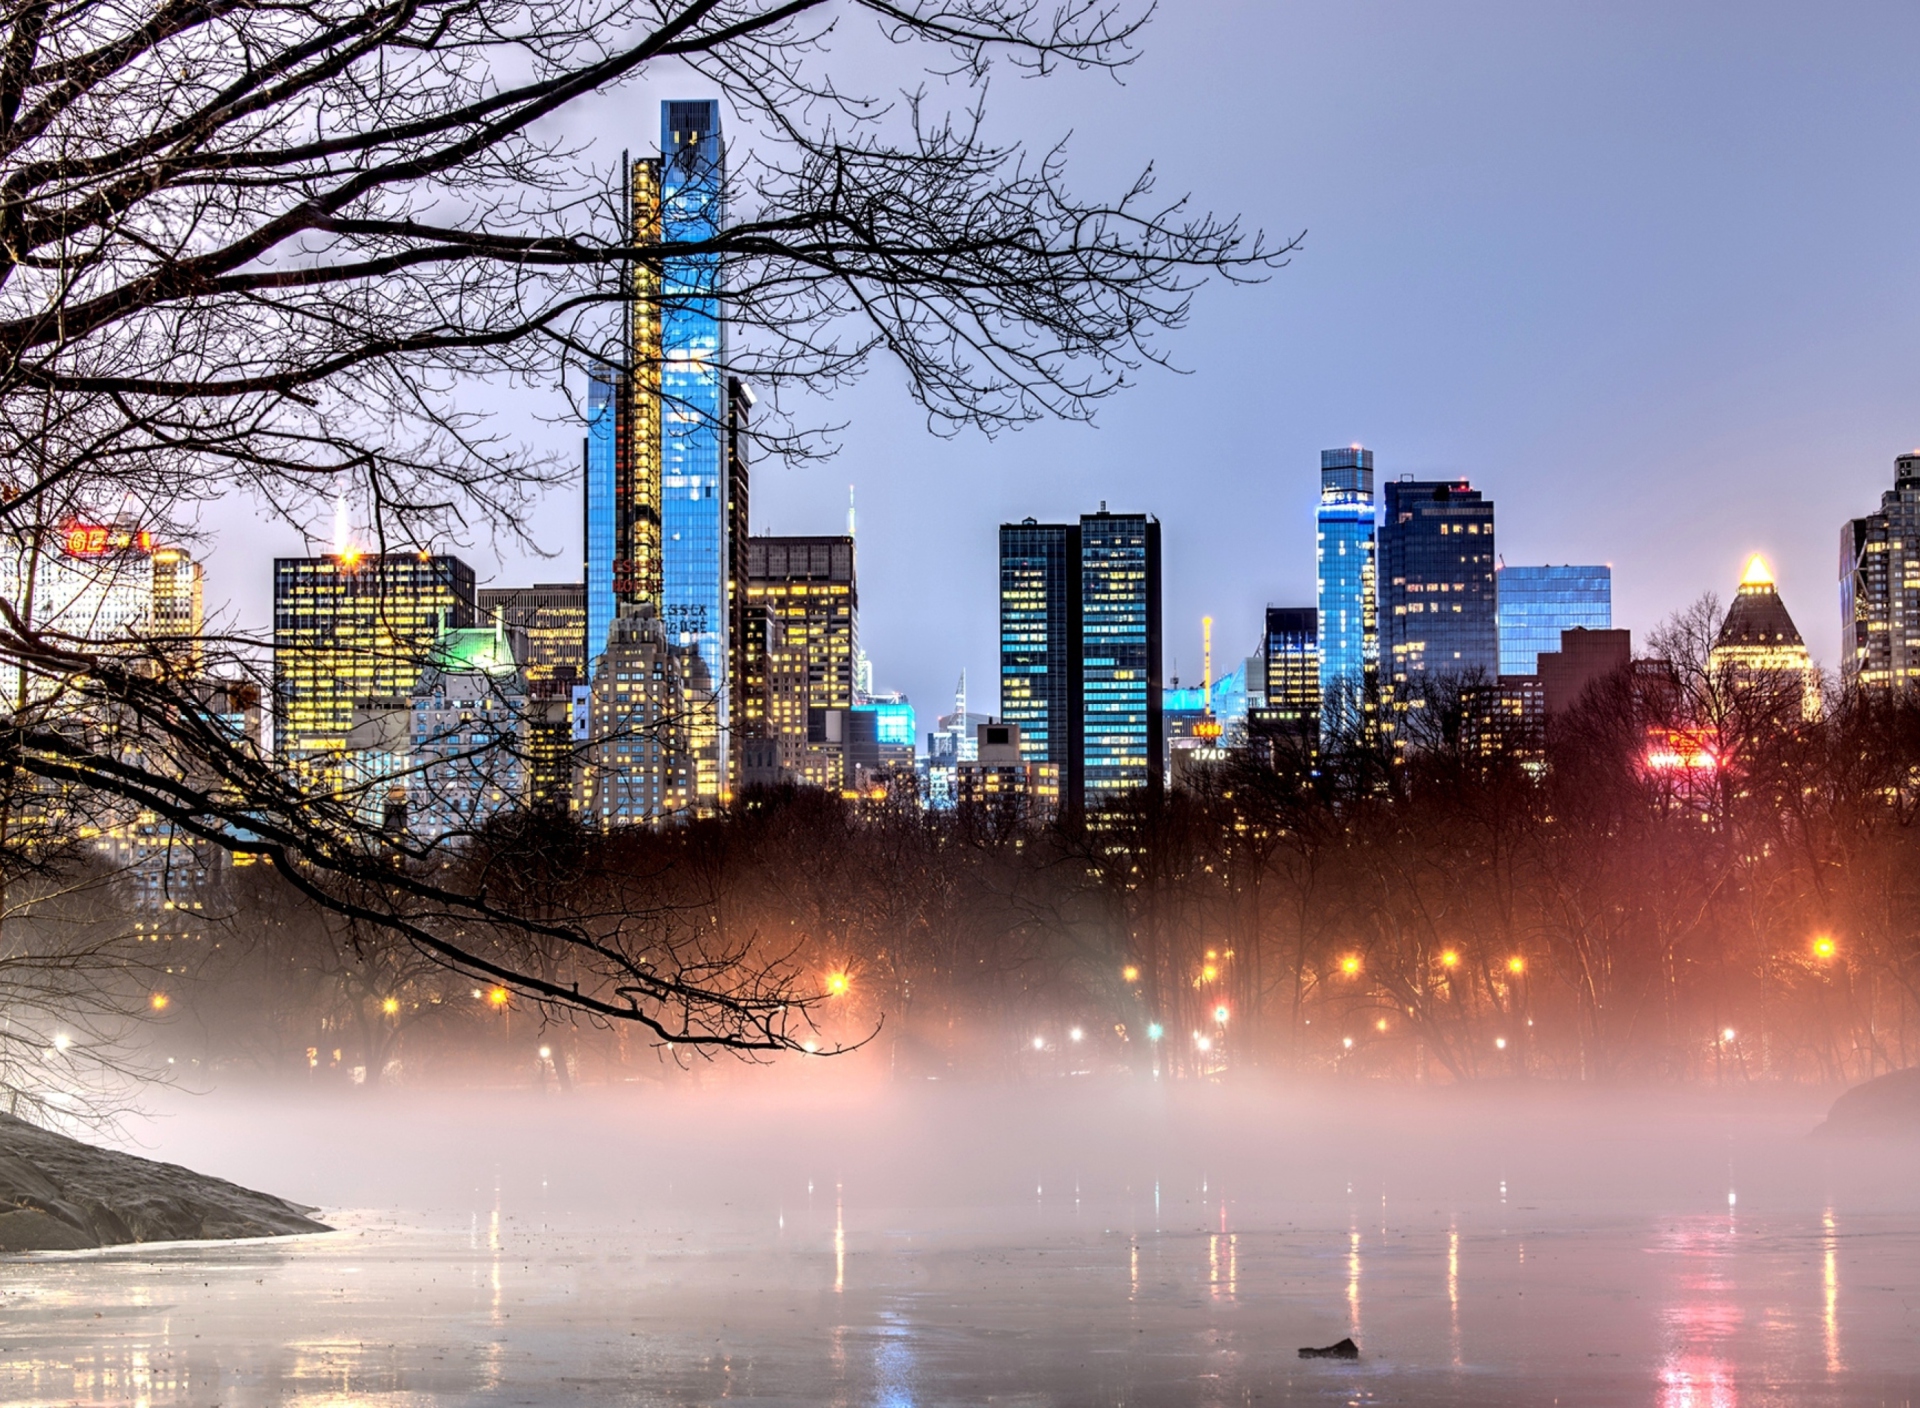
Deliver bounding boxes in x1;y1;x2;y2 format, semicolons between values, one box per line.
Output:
210;1;1920;726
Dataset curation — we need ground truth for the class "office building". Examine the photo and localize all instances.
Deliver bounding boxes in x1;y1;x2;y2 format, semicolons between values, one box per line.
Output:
584;157;664;667
150;544;203;674
1316;447;1378;744
272;552;475;775
0;522;156;707
476;583;586;810
739;536;857;788
1538;627;1631;715
726;377;754;778
1841;451;1920;693
999;520;1083;802
1711;556;1819;718
1249;606;1320;762
1496;564;1611;677
577;607;710;824
1080;510;1162;804
384;621;529;844
1460;675;1547;766
659;101;729;720
1380;478;1498;714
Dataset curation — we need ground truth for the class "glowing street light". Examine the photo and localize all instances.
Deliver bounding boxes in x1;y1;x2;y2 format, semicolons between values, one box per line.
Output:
538;1045;552;1060
1200;964;1219;983
1506;955;1526;976
1342;1036;1354;1050
149;992;170;1012
1122;965;1140;983
1439;950;1460;969
1146;1023;1164;1042
1721;1027;1737;1043
1811;936;1837;961
52;1033;72;1053
1213;1005;1229;1024
825;971;852;996
802;1038;820;1054
1340;956;1361;977
1495;1037;1508;1050
1375;1018;1388;1032
1032;1036;1046;1051
381;996;399;1016
486;986;510;1008
1194;1034;1213;1052
1069;1027;1085;1043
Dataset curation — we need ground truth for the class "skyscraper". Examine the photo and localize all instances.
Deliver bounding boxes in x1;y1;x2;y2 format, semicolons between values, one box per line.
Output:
1315;447;1378;744
1496;564;1612;676
1250;606;1320;760
1379;478;1498;712
272;552;474;775
150;544;203;674
999;519;1084;807
659;100;728;713
1713;556;1818;719
477;583;587;810
739;536;857;789
1080;510;1162;804
584;158;663;667
1841;451;1920;693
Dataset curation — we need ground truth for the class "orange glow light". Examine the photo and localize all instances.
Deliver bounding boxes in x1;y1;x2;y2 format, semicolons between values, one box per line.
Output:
825;971;851;996
1121;965;1140;983
1201;964;1219;983
486;986;510;1008
381;996;400;1015
1375;1018;1388;1032
1439;950;1461;969
149;992;169;1011
1340;956;1362;976
1507;955;1526;975
1812;936;1837;960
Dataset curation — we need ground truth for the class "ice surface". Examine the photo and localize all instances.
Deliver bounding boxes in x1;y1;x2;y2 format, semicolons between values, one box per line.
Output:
2;1081;1916;1406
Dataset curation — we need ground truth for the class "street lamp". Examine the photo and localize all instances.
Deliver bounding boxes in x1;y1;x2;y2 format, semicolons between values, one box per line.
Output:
1213;1005;1229;1024
1146;1023;1164;1042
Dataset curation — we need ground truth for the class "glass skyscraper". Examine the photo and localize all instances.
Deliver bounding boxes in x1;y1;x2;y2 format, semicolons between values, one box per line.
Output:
999;519;1084;808
1080;511;1162;804
1315;447;1378;743
659;100;727;693
1496;564;1611;676
1379;479;1498;707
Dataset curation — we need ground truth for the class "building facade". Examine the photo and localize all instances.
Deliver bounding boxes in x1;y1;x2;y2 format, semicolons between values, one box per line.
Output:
577;607;709;824
400;622;529;844
477;583;587;810
272;553;475;775
998;519;1084;807
1712;556;1819;719
1537;626;1631;715
1840;451;1920;693
1495;564;1611;677
1379;478;1498;716
0;522;158;707
956;721;1059;824
1316;447;1378;744
1249;605;1320;762
150;544;203;674
1080;510;1162;804
739;536;858;789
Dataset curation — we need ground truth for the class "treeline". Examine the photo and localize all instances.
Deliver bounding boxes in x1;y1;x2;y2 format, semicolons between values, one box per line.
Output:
150;618;1920;1088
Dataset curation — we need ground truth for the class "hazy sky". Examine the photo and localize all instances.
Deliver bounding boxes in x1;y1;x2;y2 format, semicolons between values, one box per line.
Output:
207;1;1920;728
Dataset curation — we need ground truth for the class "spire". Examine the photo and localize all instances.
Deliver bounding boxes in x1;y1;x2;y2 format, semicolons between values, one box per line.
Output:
847;483;856;539
1740;554;1774;590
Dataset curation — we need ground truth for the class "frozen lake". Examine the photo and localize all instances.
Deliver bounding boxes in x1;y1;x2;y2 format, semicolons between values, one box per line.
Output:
2;1081;1916;1406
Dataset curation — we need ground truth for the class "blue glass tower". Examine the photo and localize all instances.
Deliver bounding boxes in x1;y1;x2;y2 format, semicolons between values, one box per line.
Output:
584;364;619;666
1496;565;1611;676
999;519;1084;808
659;99;727;694
1379;479;1498;705
1315;447;1378;742
1080;511;1162;803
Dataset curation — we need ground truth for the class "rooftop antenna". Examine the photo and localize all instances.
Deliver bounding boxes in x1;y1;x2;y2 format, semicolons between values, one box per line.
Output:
1203;616;1213;713
847;484;856;538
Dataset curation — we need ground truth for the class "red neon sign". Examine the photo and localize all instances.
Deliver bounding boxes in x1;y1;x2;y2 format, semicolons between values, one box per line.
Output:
60;522;152;558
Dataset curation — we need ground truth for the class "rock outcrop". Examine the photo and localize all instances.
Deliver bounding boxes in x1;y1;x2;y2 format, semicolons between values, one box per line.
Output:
0;1112;330;1251
1811;1067;1920;1139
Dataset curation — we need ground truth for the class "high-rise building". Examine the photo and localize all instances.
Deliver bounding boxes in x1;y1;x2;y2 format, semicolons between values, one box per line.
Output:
398;621;528;844
1316;447;1378;744
999;519;1083;805
577;607;709;825
726;377;754;780
659;100;728;711
1711;555;1819;718
1841;451;1920;693
1249;606;1320;760
740;536;857;788
1538;627;1631;715
150;544;203;674
1080;510;1162;804
1496;564;1611;677
1379;478;1498;715
956;721;1059;824
272;552;474;774
477;583;587;810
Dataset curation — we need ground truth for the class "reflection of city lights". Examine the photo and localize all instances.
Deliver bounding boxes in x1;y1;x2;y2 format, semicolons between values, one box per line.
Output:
1506;955;1526;975
1812;936;1837;960
1146;1023;1164;1042
1495;1037;1508;1050
1340;956;1361;976
1122;965;1140;983
1032;1036;1045;1051
1069;1027;1084;1043
487;986;510;1008
1440;950;1460;969
381;996;399;1015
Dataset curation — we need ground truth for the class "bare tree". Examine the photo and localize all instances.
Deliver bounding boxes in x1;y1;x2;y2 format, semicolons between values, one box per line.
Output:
0;0;1286;1050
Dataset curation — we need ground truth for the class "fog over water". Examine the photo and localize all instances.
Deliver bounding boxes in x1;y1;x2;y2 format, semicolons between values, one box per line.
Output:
4;1075;1917;1406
